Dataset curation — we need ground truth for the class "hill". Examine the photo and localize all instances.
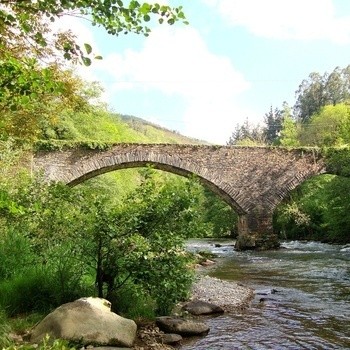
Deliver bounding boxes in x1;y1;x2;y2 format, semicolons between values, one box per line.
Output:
119;114;210;145
48;108;209;145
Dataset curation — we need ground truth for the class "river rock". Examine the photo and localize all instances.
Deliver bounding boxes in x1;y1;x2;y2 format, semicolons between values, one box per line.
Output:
156;316;209;336
256;288;279;295
160;333;183;344
30;297;137;347
200;259;216;266
182;299;224;315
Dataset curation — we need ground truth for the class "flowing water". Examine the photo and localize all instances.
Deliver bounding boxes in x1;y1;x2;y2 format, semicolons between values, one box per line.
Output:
182;239;350;350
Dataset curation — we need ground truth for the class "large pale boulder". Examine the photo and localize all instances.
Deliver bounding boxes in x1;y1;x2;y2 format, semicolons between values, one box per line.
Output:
30;297;137;347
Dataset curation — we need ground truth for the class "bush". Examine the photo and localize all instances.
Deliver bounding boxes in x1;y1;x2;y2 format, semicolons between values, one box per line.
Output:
0;268;58;316
0;264;92;317
109;281;156;321
0;228;36;280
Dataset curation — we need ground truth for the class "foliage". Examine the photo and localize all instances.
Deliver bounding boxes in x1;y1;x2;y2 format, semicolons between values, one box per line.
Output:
79;168;203;314
279;115;300;146
0;0;188;64
274;175;350;243
294;71;325;122
0;59;98;142
0;229;35;280
0;178;96;316
7;313;43;337
2;335;76;350
0;267;61;316
232;65;350;148
0;163;217;317
201;188;237;237
0;0;187;142
0;308;11;348
110;281;156;320
323;146;350;177
294;66;350;122
299;104;350;146
322;176;350;243
263;105;284;144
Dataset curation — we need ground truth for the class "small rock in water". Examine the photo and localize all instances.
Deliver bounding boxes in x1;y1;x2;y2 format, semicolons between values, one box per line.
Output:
160;333;183;344
156;316;209;336
183;300;224;315
256;288;279;296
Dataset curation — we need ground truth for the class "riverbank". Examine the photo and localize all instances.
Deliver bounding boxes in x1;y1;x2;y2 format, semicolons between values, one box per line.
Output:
132;275;254;350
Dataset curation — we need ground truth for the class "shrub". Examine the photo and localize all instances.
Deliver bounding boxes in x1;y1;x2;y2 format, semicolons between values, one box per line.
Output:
0;264;92;317
109;281;156;321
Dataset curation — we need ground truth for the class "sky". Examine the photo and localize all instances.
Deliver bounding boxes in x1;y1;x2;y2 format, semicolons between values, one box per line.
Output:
61;0;350;144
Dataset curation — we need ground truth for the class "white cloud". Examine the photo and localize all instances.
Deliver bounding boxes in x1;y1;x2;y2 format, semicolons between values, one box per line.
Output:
203;0;350;44
88;26;251;144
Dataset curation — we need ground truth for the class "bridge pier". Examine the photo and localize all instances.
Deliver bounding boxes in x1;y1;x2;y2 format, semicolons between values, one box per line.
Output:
235;212;280;251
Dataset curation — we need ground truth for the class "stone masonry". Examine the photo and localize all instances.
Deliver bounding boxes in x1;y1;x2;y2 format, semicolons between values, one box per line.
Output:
33;144;326;250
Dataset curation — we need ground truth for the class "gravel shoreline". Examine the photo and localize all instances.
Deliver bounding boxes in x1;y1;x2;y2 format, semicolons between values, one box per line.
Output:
190;275;254;312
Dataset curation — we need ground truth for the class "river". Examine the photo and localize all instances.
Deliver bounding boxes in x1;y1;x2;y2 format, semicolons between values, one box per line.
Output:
182;239;350;350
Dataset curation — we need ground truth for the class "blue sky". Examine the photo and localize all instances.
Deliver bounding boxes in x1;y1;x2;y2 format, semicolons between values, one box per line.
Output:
62;0;350;144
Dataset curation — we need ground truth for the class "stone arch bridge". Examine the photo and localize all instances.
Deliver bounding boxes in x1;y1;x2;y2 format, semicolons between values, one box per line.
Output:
33;144;326;250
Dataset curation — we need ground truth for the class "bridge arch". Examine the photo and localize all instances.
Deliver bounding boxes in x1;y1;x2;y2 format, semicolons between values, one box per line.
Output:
67;159;246;215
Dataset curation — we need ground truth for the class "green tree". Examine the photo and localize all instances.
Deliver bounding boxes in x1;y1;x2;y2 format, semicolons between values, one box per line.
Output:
324;67;346;105
227;118;265;145
294;65;350;123
279;115;300;146
294;72;325;122
0;59;97;141
299;103;350;146
263;106;283;144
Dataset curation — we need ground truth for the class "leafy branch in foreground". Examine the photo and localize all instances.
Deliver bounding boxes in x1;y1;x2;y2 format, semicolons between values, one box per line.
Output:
0;0;188;65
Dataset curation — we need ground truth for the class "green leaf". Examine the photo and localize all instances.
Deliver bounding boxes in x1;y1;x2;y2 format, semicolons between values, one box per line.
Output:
84;43;92;54
82;57;92;66
143;14;150;22
20;95;30;105
140;3;151;14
